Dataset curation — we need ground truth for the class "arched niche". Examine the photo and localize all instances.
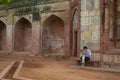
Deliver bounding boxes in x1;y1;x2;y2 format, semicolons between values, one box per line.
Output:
14;17;32;52
42;15;64;54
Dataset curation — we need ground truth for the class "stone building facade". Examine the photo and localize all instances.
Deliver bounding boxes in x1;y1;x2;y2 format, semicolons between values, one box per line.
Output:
70;0;120;65
0;0;120;66
0;0;70;55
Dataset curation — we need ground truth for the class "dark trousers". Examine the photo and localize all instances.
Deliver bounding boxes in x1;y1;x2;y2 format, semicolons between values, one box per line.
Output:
85;56;90;61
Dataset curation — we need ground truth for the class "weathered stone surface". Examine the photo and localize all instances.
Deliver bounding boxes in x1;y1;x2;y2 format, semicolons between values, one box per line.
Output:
7;25;13;52
91;53;100;61
81;40;100;50
92;31;100;40
103;54;120;63
81;11;89;17
117;42;120;48
114;55;120;63
81;0;86;11
117;27;120;38
73;10;78;30
88;10;100;16
91;16;100;25
81;31;91;40
103;54;113;62
94;0;100;9
81;25;89;31
88;10;96;16
81;17;91;25
0;10;8;16
86;0;100;10
89;25;100;31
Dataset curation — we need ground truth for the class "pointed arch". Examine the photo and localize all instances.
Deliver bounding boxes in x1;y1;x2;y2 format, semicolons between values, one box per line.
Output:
14;17;32;52
0;20;7;51
72;9;78;30
42;14;65;54
71;8;79;57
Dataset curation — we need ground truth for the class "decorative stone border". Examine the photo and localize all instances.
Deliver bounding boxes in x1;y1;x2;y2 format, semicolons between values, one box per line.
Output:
0;60;35;80
0;60;16;79
12;60;35;80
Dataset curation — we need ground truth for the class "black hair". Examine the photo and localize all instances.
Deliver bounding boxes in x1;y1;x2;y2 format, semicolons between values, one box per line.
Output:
83;46;88;49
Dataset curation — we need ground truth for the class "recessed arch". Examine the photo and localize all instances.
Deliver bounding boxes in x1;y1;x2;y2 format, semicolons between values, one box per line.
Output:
71;9;79;57
14;17;32;52
0;20;7;51
72;9;78;30
42;15;64;54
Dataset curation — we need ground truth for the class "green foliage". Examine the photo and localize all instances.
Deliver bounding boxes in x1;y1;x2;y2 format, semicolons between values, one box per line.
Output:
0;0;23;4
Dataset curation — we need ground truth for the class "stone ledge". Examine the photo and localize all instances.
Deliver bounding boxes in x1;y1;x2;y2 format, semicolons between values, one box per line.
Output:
0;60;16;78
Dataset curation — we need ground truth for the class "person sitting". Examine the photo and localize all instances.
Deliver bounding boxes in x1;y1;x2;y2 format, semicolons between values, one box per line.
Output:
80;46;92;68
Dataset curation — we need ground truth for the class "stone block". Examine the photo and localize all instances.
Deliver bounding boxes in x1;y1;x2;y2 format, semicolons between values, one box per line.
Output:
88;10;100;16
96;10;100;16
81;31;91;40
81;0;86;11
81;40;100;50
103;54;114;62
114;55;120;63
94;0;100;10
117;42;120;48
92;31;100;40
89;25;100;31
81;25;89;31
52;1;69;10
86;0;95;10
91;16;100;25
81;11;89;17
0;10;8;16
91;53;100;61
86;0;100;10
81;17;91;25
80;40;86;49
88;10;96;16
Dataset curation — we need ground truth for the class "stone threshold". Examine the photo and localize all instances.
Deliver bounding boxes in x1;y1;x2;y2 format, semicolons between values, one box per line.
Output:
70;65;120;73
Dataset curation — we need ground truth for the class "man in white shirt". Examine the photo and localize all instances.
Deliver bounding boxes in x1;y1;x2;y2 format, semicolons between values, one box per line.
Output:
80;46;92;68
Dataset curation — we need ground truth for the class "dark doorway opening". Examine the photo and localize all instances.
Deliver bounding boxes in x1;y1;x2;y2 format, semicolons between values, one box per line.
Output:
73;31;78;57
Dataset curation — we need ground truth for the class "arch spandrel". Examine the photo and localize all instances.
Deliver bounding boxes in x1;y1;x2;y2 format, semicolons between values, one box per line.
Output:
41;12;68;25
13;15;32;24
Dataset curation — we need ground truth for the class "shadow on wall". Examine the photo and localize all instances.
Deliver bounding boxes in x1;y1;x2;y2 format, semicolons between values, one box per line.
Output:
0;20;6;51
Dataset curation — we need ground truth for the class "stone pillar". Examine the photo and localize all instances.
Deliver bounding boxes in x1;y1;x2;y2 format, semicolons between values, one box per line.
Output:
64;23;71;56
100;0;104;66
7;25;13;53
70;0;81;57
32;21;40;55
104;0;110;51
77;0;81;56
6;12;14;53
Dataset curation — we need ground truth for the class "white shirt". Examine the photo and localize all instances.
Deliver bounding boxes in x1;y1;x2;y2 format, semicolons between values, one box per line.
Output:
86;49;92;57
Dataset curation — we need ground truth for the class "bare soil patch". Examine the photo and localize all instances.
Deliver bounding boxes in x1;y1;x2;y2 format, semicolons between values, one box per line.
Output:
19;56;120;80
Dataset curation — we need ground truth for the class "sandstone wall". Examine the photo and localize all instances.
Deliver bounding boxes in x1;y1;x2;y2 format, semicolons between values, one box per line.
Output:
0;0;70;55
80;0;100;50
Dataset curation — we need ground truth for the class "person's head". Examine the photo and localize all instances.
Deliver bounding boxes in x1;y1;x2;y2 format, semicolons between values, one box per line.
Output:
83;46;88;50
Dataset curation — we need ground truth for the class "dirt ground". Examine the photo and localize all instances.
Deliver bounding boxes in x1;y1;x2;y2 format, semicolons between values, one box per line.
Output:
19;56;120;80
